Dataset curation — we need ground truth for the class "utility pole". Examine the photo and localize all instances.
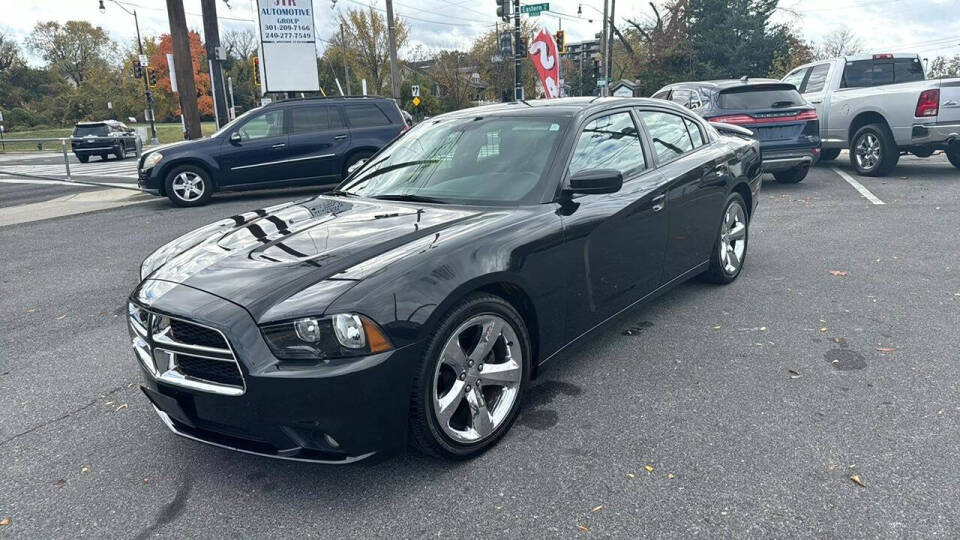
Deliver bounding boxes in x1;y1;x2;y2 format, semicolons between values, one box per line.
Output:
607;0;615;92
200;0;229;129
340;23;351;96
166;0;202;139
600;0;609;96
513;0;522;101
384;0;400;98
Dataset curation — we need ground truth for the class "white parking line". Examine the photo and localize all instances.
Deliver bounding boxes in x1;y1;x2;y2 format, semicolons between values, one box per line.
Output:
831;167;885;205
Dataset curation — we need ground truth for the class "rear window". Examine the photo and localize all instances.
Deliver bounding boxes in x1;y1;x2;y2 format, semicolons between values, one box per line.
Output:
290;105;343;134
345;103;391;127
842;58;924;88
717;86;804;109
73;124;109;137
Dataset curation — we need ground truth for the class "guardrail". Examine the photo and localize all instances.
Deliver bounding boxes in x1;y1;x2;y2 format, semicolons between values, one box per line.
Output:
0;136;141;180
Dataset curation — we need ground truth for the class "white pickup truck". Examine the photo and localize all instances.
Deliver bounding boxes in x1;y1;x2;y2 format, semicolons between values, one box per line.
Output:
782;53;960;176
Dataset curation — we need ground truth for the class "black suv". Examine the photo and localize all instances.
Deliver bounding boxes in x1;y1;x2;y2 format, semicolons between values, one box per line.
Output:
653;79;821;183
71;120;139;162
138;96;407;206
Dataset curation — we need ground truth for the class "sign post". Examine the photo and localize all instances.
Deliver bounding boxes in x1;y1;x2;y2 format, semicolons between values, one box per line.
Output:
252;0;320;95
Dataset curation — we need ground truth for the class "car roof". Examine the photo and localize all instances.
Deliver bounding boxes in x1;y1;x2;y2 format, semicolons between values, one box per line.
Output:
269;95;395;106
671;78;786;90
432;97;692;120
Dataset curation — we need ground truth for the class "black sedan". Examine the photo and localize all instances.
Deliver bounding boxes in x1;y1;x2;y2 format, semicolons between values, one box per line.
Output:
129;97;762;462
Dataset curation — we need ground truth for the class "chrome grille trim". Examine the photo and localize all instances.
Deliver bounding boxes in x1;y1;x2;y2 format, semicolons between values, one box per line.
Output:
128;302;246;396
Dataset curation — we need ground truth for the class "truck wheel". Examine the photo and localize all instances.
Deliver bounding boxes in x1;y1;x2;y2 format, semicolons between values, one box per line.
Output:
114;144;126;160
76;154;89;163
850;124;899;176
819;148;841;162
947;146;960;169
773;165;809;184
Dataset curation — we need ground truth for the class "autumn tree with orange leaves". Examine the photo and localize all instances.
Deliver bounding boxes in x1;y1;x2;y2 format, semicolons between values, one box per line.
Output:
149;31;213;118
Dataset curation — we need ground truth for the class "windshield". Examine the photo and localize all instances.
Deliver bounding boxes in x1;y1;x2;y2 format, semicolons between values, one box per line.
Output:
212;107;263;138
73;124;109;137
718;86;804;109
340;115;568;205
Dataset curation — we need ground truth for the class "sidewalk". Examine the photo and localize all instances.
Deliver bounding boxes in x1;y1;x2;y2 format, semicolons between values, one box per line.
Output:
0;187;152;227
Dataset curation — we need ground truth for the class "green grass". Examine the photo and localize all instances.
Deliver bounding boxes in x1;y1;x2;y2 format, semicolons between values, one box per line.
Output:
0;122;218;153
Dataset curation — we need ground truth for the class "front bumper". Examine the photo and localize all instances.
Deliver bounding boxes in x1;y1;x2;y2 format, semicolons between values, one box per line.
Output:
138;165;163;195
130;280;419;463
760;147;821;172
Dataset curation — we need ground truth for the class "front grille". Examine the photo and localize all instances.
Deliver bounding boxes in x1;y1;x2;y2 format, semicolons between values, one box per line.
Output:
128;303;245;396
177;354;244;386
170;319;228;349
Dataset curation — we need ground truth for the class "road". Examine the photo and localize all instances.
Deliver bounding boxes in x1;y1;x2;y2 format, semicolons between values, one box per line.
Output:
1;155;958;537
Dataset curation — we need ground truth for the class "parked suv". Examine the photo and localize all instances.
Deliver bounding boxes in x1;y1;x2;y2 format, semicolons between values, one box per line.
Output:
71;120;138;162
138;96;406;206
782;53;960;175
653;79;820;183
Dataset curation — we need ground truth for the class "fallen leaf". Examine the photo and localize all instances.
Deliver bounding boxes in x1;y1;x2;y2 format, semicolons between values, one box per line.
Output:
759;326;767;331
644;465;654;473
576;525;590;532
834;337;841;343
850;474;865;487
788;369;801;379
591;505;603;513
876;347;896;352
713;325;722;330
115;403;128;412
0;518;9;526
820;327;828;332
828;270;848;276
81;467;89;474
105;401;115;406
27;308;36;313
56;315;66;320
668;473;675;479
721;511;728;516
626;473;635;479
938;409;944;415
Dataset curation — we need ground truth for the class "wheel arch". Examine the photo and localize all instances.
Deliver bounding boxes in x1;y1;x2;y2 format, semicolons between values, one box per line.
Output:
731;182;753;218
848;110;891;143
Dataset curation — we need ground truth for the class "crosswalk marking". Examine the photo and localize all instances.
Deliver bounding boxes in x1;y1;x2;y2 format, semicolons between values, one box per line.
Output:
0;160;138;179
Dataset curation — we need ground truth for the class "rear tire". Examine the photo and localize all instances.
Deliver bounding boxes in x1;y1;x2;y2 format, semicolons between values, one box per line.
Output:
409;293;531;460
699;193;749;285
76;154;89;163
947;146;960;169
114;144;126;160
819;148;841;162
773;165;809;183
100;153;109;161
164;165;213;207
850;124;899;176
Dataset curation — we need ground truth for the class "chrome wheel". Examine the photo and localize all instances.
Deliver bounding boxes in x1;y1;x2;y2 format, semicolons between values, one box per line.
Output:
719;200;747;275
854;132;881;171
432;314;523;444
171;171;205;202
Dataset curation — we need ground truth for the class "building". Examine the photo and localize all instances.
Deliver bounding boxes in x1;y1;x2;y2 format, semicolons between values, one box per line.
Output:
561;39;601;61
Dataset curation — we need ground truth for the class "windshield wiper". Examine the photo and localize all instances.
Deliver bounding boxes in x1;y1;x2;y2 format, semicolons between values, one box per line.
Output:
325;189;359;197
345;159;441;188
771;100;796;108
371;193;448;204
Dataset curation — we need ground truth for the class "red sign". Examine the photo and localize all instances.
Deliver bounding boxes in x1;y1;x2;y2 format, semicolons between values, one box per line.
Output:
529;28;560;99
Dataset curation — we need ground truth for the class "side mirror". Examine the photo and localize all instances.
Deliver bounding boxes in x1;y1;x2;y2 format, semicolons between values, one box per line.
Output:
565;169;623;195
229;132;242;143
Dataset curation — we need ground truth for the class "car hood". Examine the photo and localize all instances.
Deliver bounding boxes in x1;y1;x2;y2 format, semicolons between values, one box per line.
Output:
143;195;484;320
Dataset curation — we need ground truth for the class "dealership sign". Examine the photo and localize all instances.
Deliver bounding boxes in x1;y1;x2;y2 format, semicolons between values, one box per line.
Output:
253;0;320;94
529;28;560;99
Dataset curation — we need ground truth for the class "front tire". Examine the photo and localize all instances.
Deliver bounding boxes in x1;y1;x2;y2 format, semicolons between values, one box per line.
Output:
819;148;841;162
850;124;899;176
114;144;126;160
773;165;809;183
409;293;532;459
699;193;749;284
165;165;213;207
76;154;89;163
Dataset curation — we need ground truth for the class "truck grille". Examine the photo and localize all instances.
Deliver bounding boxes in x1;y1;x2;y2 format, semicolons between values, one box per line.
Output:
128;303;245;396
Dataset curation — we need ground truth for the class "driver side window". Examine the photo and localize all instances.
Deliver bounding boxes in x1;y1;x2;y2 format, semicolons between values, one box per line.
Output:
239;109;285;141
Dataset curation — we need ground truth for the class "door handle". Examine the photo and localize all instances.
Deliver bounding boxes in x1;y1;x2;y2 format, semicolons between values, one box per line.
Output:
651;194;666;212
808;99;823;104
334;134;348;140
272;143;286;149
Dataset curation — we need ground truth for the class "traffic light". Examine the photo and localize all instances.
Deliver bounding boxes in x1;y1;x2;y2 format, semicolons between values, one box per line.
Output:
133;60;143;79
593;58;600;78
518;37;528;57
147;67;157;88
555;30;565;54
499;32;513;56
253;57;261;87
495;0;511;22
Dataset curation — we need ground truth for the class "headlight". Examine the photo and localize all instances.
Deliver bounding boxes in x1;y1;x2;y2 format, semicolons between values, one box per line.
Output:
261;313;392;361
142;152;163;170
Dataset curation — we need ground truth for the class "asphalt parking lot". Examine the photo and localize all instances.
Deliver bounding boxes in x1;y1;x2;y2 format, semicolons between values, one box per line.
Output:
1;154;958;537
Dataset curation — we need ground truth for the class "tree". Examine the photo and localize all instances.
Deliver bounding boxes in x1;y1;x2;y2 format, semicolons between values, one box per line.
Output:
768;28;814;78
687;0;788;80
26;21;116;85
337;6;409;95
0;32;23;75
222;29;257;61
815;27;862;60
927;55;960;79
149;32;214;119
624;0;693;95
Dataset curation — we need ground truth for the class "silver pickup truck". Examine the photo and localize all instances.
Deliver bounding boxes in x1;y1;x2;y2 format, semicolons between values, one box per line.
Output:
782;53;960;176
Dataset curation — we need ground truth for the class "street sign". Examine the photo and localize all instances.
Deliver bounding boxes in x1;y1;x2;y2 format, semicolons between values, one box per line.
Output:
412;96;421;107
521;3;548;15
139;54;148;66
411;85;420;97
596;78;607;88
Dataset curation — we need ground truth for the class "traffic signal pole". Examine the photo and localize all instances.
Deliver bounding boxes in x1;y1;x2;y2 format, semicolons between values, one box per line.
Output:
131;9;158;144
513;0;522;101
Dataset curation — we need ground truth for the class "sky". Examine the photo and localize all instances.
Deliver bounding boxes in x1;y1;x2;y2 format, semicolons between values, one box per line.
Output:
2;0;958;67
